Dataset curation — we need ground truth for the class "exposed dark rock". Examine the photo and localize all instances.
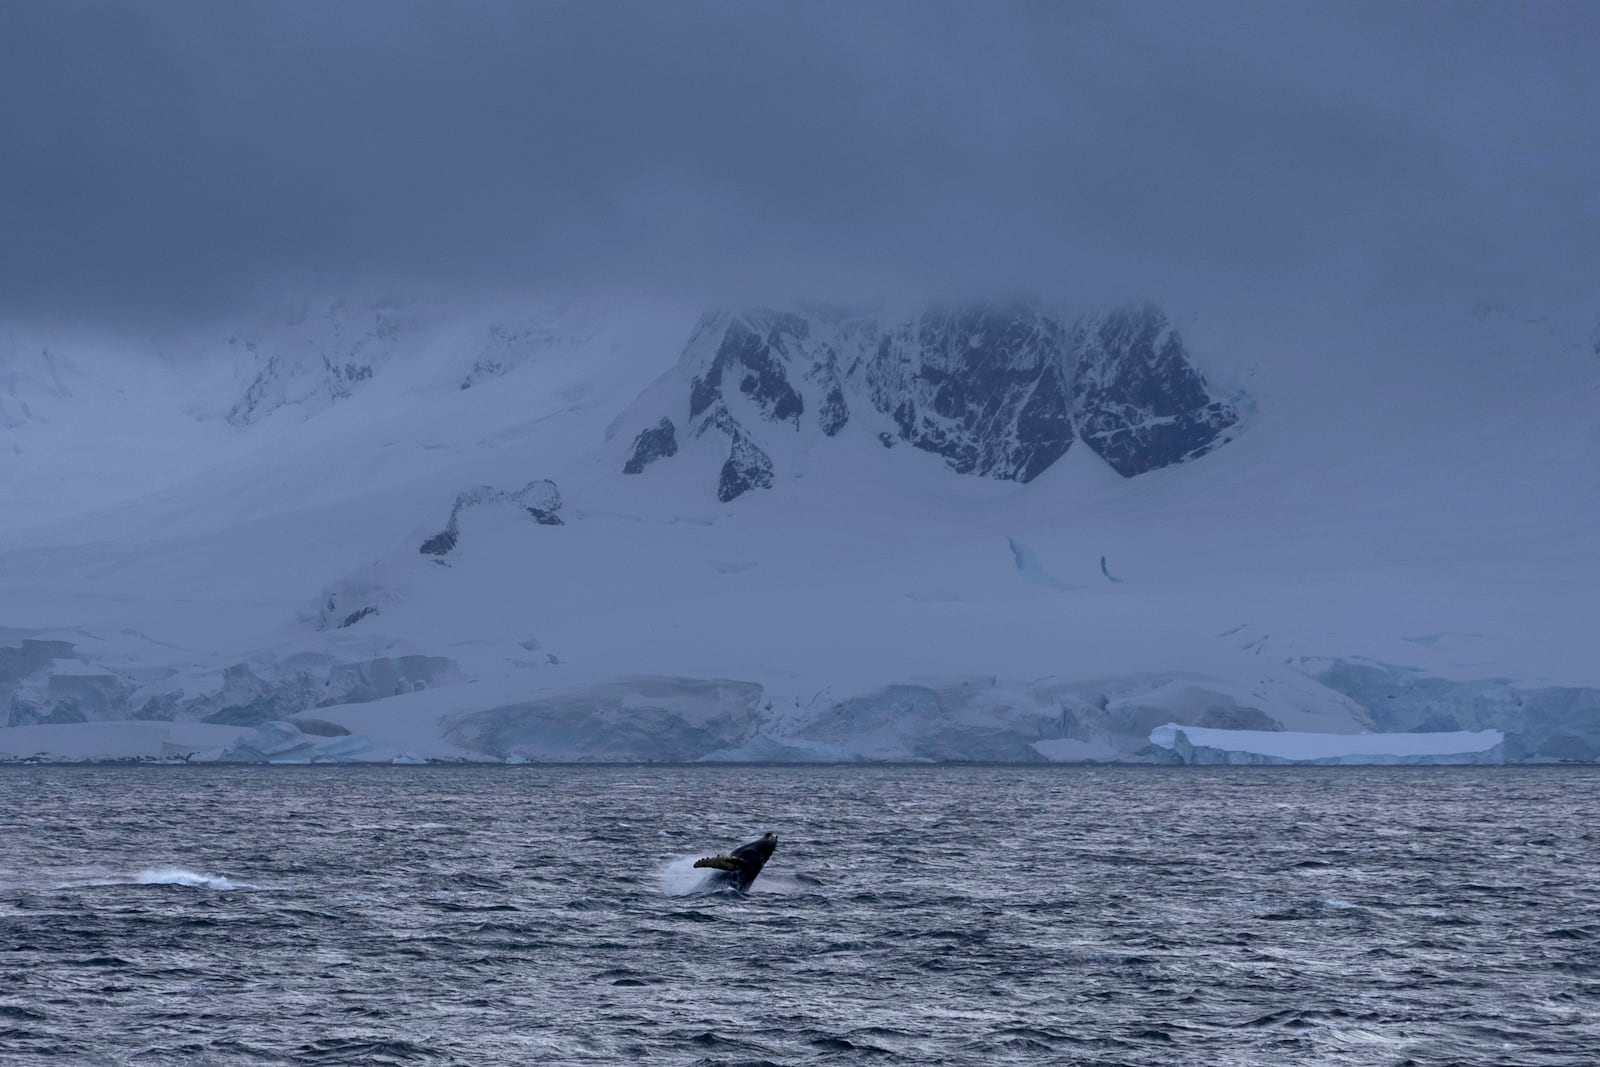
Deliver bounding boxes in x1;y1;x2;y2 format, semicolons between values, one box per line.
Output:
460;358;502;389
718;427;775;503
1071;303;1238;477
804;348;851;436
689;370;720;421
627;298;1240;499
339;606;379;628
737;318;803;416
866;303;1073;482
419;530;457;556
818;384;849;436
334;360;373;384
228;351;379;426
689;313;805;424
1014;362;1076;482
416;479;563;557
731;319;805;422
228;353;284;426
518;480;562;518
623;417;679;474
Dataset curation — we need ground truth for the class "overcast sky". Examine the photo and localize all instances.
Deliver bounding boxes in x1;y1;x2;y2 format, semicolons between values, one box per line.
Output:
2;0;1597;328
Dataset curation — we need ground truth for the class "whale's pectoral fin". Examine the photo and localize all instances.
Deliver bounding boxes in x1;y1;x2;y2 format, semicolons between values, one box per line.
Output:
694;856;743;872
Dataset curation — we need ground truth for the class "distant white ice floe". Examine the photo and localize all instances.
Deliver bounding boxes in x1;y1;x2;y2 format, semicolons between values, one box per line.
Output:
1150;723;1505;765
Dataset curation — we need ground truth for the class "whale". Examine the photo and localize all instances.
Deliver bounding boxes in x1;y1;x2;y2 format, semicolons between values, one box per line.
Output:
693;831;777;893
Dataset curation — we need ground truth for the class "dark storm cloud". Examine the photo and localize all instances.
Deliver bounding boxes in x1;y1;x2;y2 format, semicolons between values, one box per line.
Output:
2;0;1597;326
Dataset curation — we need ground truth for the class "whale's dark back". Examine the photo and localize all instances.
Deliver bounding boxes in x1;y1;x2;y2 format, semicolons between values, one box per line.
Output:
712;832;777;893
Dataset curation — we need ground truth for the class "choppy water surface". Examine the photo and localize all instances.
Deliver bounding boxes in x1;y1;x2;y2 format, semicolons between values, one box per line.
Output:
2;766;1598;1066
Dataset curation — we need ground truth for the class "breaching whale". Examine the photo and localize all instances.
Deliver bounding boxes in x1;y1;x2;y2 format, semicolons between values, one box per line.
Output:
693;831;777;893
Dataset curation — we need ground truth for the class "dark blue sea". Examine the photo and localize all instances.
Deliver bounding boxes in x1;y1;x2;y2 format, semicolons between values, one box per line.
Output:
2;765;1597;1066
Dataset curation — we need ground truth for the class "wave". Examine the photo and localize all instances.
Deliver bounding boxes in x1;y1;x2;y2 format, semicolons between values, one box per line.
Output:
56;868;262;891
748;872;822;895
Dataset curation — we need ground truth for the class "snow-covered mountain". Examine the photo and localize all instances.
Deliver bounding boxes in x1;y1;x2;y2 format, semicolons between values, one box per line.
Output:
1;293;1597;763
614;301;1238;502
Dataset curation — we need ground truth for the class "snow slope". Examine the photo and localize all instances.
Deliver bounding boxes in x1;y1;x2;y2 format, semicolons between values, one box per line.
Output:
1;292;1597;762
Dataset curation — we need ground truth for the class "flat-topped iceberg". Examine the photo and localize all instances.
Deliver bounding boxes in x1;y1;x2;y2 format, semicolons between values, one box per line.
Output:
1150;723;1505;765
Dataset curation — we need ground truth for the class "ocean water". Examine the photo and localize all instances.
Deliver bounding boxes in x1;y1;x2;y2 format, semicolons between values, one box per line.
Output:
2;765;1597;1066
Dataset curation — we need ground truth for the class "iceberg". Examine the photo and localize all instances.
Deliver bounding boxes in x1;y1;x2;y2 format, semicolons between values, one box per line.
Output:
1149;723;1505;765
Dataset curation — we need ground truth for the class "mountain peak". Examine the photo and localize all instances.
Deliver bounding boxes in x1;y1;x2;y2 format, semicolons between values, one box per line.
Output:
621;299;1239;499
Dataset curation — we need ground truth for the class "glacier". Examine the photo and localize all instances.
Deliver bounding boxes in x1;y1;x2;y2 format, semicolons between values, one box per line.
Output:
2;292;1598;763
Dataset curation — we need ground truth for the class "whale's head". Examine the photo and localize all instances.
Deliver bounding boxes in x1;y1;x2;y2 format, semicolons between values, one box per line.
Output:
739;831;778;868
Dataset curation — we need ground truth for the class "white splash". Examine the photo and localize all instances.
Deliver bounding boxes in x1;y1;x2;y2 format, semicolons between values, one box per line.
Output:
56;867;261;891
655;854;810;896
657;855;716;897
133;867;257;890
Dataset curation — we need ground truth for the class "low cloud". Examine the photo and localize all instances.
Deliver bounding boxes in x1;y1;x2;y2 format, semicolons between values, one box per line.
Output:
2;0;1596;329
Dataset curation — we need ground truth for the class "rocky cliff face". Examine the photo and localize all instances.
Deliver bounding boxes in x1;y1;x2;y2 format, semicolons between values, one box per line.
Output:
1071;303;1240;476
622;299;1239;499
670;308;853;501
867;303;1074;482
